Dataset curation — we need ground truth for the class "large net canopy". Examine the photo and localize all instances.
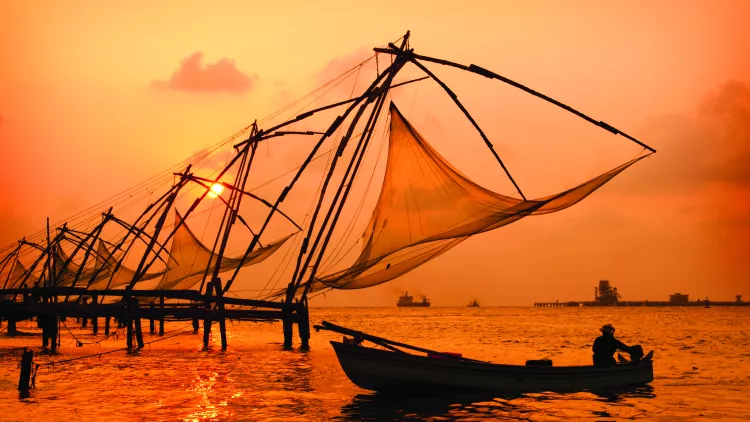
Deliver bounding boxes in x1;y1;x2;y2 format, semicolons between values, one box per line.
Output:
3;259;35;289
153;212;294;291
311;103;645;291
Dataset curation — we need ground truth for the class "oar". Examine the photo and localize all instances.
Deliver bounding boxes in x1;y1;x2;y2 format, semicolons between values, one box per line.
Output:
315;321;486;363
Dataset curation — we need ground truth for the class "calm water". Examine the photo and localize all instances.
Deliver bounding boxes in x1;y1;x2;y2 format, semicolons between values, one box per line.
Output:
1;307;749;421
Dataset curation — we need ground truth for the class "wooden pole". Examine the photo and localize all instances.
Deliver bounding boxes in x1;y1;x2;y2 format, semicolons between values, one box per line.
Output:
50;315;58;354
125;286;133;351
104;316;110;336
192;306;199;334
149;303;155;334
202;282;213;349
18;348;33;394
91;294;98;335
126;319;134;351
7;318;17;336
159;295;165;335
282;299;293;349
214;278;227;351
298;298;310;350
134;298;144;349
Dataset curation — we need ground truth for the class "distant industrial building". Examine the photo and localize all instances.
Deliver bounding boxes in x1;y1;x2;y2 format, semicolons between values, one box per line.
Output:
535;281;747;307
669;293;689;305
594;280;620;306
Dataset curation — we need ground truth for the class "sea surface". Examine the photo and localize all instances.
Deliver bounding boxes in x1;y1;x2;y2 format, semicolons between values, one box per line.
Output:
1;307;749;421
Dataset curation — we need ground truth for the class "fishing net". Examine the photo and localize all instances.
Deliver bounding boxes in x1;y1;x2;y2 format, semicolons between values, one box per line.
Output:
54;245;109;287
312;103;646;290
4;259;34;289
86;241;163;289
152;212;294;291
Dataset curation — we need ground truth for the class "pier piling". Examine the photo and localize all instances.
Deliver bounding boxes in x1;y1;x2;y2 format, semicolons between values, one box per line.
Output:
158;295;165;335
298;299;310;350
214;279;227;351
202;282;213;349
18;348;33;394
149;304;155;334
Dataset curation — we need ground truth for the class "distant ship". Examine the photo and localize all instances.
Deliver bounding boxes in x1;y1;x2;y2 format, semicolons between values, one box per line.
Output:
467;299;480;308
397;291;431;307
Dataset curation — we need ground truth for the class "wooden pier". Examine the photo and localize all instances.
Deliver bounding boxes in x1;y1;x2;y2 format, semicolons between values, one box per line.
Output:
534;300;749;307
0;284;309;351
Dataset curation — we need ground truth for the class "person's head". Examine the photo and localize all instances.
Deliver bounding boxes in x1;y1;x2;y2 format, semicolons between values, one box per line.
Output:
600;324;615;336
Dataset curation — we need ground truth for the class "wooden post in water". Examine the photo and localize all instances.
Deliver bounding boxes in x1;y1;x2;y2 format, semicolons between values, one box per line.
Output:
134;298;145;349
41;314;49;348
282;299;293;349
214;278;227;351
91;293;98;335
159;295;165;336
81;297;88;328
298;298;310;350
192;305;199;334
50;314;58;354
7;318;17;336
202;282;213;349
104;316;110;336
18;348;33;394
125;286;133;351
149;304;155;334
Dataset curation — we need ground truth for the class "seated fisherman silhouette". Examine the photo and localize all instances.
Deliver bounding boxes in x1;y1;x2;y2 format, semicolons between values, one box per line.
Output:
592;324;642;366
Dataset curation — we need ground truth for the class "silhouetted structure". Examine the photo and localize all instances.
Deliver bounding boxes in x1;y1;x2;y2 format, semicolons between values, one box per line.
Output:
535;285;747;307
669;293;689;305
594;280;620;306
397;292;430;307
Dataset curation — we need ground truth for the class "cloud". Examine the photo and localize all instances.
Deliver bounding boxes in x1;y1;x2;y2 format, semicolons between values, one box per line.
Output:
616;81;750;194
151;53;256;94
315;47;374;94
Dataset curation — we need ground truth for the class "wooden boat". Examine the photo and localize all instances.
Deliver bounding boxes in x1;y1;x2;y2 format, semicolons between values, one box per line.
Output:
318;321;654;394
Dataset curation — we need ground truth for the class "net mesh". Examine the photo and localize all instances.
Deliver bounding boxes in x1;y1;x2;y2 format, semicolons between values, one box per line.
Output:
5;259;34;288
86;241;163;289
311;103;646;290
54;245;109;287
152;212;294;291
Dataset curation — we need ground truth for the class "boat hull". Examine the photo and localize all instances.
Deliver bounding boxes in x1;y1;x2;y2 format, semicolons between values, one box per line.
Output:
331;341;653;393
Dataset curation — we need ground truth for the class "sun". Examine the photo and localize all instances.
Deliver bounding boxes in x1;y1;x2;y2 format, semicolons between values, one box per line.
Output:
208;183;224;198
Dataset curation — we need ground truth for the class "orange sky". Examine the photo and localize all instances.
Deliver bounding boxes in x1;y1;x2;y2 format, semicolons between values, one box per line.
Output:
1;1;748;305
